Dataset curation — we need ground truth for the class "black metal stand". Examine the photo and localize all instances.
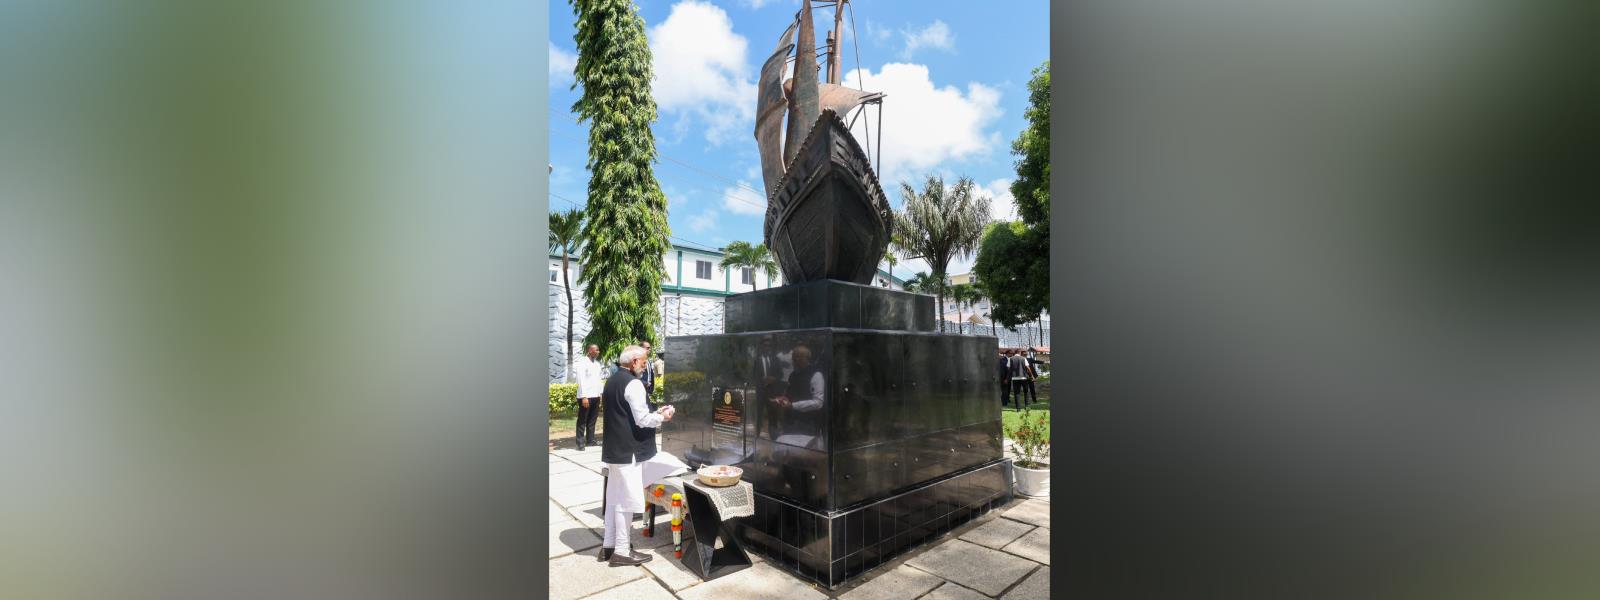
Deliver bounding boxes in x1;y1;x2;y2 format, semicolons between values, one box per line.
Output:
679;484;752;581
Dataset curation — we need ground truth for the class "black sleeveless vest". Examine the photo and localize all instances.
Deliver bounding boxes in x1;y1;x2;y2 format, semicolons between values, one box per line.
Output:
601;367;658;464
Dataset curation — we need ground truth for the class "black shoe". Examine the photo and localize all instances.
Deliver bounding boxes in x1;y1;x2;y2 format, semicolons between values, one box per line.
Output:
596;547;613;562
576;442;585;451
608;550;652;566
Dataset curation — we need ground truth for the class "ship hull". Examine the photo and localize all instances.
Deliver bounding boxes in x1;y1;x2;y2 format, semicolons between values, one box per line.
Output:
765;110;893;285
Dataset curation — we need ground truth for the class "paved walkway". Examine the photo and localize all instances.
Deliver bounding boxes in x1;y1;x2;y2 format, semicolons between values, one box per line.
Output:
548;439;1050;600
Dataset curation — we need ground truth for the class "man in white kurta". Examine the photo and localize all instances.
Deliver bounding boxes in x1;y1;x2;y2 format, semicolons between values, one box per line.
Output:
598;345;685;566
570;344;606;450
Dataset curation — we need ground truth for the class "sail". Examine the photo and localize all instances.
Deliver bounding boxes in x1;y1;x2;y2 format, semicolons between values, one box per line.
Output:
803;82;882;123
783;0;821;167
755;21;797;197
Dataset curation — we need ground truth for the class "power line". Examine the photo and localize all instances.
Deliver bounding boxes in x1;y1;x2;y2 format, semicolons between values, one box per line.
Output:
549;192;730;253
546;110;771;212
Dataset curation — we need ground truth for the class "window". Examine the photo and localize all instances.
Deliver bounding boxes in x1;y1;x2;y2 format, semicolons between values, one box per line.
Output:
741;268;753;284
549;267;559;283
695;260;712;279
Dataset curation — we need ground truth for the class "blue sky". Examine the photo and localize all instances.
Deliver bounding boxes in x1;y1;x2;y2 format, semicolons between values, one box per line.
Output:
549;0;1049;276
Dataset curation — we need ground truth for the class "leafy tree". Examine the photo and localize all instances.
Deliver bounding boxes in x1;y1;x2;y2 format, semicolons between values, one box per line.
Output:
882;250;898;282
549;208;585;375
719;241;777;292
974;222;1048;327
1011;61;1050;229
570;0;670;359
977;61;1050;328
893;175;990;332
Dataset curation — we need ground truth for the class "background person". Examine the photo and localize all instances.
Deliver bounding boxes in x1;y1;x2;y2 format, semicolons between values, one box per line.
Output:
571;344;605;450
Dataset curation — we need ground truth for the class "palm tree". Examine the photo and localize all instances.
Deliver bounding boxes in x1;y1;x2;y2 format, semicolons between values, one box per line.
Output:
903;272;943;325
719;241;777;292
883;232;908;284
953;283;986;335
893;175;991;332
904;272;933;294
549;208;585;377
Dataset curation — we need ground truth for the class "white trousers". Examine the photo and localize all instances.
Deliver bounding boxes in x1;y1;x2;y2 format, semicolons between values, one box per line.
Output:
603;502;634;554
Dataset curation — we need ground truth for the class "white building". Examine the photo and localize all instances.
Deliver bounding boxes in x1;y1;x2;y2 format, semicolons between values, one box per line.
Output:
548;242;906;381
941;271;1051;350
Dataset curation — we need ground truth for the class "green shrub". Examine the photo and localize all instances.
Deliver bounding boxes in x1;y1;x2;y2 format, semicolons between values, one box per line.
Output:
549;383;578;417
1005;408;1051;469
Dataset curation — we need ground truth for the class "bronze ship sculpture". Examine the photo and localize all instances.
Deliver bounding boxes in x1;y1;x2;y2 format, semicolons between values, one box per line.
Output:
757;0;889;285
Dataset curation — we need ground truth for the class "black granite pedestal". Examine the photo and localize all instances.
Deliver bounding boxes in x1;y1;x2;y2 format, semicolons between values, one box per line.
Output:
662;280;1014;588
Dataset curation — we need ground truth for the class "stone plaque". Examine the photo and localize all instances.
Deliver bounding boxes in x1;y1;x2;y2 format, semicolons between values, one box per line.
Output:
710;387;745;456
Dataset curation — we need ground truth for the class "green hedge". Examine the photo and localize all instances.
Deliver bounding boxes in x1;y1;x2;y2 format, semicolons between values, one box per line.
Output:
550;383;578;417
550;380;667;418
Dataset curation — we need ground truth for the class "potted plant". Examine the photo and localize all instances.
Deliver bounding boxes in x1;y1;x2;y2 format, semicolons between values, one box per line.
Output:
1006;408;1051;497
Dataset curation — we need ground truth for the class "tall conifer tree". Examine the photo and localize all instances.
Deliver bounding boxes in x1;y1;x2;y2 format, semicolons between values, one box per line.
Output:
570;0;670;359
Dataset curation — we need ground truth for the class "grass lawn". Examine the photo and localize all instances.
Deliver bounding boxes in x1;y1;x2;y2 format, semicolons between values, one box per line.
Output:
548;414;603;447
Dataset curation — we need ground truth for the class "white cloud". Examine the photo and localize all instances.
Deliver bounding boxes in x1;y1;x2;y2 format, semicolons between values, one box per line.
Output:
982;178;1017;222
737;0;777;8
549;42;577;87
842;63;1003;187
865;20;893;44
687;209;719;233
722;181;766;215
900;20;954;59
649;1;758;145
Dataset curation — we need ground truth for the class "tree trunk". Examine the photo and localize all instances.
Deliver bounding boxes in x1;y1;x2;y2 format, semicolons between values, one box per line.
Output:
956;303;964;335
937;291;946;333
562;253;574;379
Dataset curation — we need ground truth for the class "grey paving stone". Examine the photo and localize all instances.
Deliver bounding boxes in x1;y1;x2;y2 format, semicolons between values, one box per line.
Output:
550;520;602;559
639;543;703;591
551;482;605;507
1000;566;1049;600
838;563;943;600
577;577;679;600
674;561;827;600
551;468;604;489
1000;527;1050;565
905;539;1037;597
550;460;590;475
546;552;647;600
567;501;605;531
1000;498;1050;529
551;501;572;522
958;516;1035;550
921;582;989;600
559;501;673;550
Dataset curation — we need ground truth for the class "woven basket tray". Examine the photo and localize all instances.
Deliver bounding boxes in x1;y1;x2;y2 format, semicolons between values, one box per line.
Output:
696;465;743;487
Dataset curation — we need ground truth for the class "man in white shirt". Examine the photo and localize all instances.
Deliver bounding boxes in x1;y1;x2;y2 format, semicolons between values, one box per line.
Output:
597;345;679;566
571;344;605;450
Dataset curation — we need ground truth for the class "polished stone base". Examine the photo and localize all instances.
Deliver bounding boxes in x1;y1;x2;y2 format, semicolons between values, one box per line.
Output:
662;279;1007;589
723;278;935;333
731;459;1014;589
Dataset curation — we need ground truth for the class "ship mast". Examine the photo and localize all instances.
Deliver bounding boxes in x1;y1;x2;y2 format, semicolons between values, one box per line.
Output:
826;1;845;84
